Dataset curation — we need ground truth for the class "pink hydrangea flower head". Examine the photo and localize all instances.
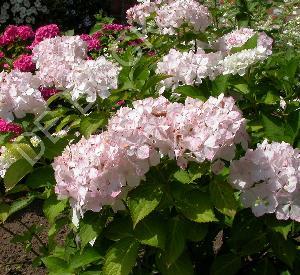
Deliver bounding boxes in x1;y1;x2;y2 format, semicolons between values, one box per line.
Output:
80;34;101;51
102;24;130;32
13;54;36;72
229;140;300;221
39;87;61;100
16;25;34;41
31;24;60;48
0;119;23;136
0;25;18;46
53;94;248;216
0;51;4;58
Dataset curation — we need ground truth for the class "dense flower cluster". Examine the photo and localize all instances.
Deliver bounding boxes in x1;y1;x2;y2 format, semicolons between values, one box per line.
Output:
0;118;23;136
216;28;273;55
0;70;46;121
13;54;35;72
127;0;211;35
32;35;88;88
67;56;121;102
126;0;157;26
80;33;101;51
53;94;247;214
156;48;222;90
155;0;211;35
229;140;300;222
30;24;60;48
102;24;130;32
0;24;34;46
157;28;273;89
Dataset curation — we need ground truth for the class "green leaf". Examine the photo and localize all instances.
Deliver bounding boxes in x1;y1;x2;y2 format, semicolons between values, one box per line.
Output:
209;179;238;217
105;216;134;241
173;170;191;184
269;232;296;268
134;215;167;249
42;256;71;273
156;252;194;275
69;247;102;270
211;254;241;275
0;203;10;223
264;216;293;240
8;195;35;217
80;112;108;138
4;158;33;191
43;136;73;160
230;209;267;256
212;75;229;96
175;85;208;100
165;217;186;265
26;165;55;189
43;195;68;224
248;258;276;275
127;182;163;227
185;220;208;242
103;238;139;275
142;74;170;92
174;188;218;223
79;212;105;249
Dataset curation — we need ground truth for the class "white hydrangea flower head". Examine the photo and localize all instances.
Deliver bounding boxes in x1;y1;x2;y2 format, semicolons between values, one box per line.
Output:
229;140;300;221
0;70;46;121
66;56;120;102
32;36;88;88
156;48;222;90
155;0;211;35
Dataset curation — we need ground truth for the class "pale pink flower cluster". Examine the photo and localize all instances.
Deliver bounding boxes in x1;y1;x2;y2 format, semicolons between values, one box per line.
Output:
127;0;211;35
0;71;46;121
53;94;247;213
229;140;300;222
156;48;222;90
155;0;211;35
216;28;273;55
66;56;121;102
32;36;88;88
32;36;119;101
126;0;157;26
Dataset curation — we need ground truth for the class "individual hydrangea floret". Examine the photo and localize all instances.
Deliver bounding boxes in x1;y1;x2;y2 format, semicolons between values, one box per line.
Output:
0;71;46;121
13;54;36;72
54;94;247;215
66;56;120;102
32;36;88;88
229;140;300;221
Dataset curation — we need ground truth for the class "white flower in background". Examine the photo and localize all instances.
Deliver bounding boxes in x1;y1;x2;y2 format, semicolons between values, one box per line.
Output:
66;56;120;102
229;140;300;221
155;0;211;35
0;71;46;121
